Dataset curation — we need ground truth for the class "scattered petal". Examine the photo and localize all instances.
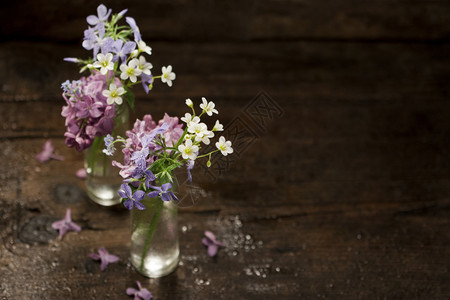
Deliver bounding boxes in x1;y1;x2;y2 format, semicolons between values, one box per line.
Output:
202;230;225;257
76;168;87;179
51;209;81;240
36;140;65;163
89;247;119;271
126;281;152;300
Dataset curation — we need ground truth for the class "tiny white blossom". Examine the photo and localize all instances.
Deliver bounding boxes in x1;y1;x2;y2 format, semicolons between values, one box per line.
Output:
137;40;152;55
102;83;126;105
212;120;224;131
93;53;114;75
181;113;200;127
136;56;153;75
185;98;193;107
130;49;139;58
161;65;176;87
198;130;214;145
178;139;199;160
200;97;218;116
120;59;142;83
187;122;207;139
215;136;233;156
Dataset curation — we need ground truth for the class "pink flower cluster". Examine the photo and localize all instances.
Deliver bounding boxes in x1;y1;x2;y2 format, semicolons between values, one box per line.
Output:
112;114;183;178
61;71;122;151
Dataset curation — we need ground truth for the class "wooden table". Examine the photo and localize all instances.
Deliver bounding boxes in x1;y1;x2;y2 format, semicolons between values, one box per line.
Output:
1;1;449;299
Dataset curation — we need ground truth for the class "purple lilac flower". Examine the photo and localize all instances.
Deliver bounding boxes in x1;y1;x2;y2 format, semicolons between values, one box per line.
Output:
75;96;103;118
147;183;178;202
202;230;225;257
51;209;81;240
118;183;146;210
63;57;80;63
186;160;195;182
86;4;112;26
158;114;184;147
61;71;122;151
82;23;114;58
112;39;136;63
144;170;156;189
36;140;65;163
76;168;87;179
126;281;152;300
125;17;141;41
140;73;153;94
118;9;128;17
112;115;183;179
103;134;115;156
88;247;119;271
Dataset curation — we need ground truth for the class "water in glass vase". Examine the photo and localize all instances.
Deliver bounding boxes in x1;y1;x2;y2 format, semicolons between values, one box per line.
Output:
84;104;129;206
130;198;179;278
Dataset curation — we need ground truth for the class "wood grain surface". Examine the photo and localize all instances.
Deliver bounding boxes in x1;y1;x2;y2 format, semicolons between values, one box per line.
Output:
1;1;449;299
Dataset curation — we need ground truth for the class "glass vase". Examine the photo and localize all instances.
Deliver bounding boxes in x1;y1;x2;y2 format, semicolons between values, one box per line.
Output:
130;183;179;278
84;104;129;206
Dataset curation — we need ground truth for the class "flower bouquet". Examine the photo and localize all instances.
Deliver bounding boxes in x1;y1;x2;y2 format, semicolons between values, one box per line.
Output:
60;4;175;206
105;98;233;277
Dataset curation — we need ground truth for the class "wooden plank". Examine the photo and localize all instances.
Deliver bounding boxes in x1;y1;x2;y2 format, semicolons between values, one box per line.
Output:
1;0;450;42
0;40;449;106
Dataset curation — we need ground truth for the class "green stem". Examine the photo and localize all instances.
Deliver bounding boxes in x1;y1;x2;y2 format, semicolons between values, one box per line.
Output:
139;199;164;272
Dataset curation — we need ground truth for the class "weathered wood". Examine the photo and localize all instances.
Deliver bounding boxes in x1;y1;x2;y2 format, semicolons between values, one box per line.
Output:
1;0;450;42
1;0;450;299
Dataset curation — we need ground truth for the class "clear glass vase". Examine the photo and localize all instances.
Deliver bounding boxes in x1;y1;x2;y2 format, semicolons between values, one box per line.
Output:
130;182;179;278
84;104;129;206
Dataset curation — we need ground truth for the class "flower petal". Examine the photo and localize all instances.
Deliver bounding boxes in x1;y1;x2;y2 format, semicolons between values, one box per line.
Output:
207;244;219;257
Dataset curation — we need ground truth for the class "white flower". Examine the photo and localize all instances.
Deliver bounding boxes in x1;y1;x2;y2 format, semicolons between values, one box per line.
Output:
185;98;193;107
120;59;142;83
161;65;176;87
198;130;214;145
102;83;126;105
137;56;153;75
187;122;207;137
200;97;218;116
215;136;233;156
178;139;199;160
130;49;139;58
137;40;152;55
212;120;224;131
181;113;200;126
93;53;114;75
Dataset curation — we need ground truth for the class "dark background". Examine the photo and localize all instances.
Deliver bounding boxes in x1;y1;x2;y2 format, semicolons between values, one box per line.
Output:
1;1;450;299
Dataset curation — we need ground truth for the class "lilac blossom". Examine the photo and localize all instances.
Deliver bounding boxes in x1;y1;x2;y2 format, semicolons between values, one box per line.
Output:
88;247;119;271
186;160;195;182
125;17;141;41
118;9;128;17
82;23;114;58
112;39;136;63
144;170;156;189
126;281;152;300
118;183;146;210
103;134;115;156
140;73;153;94
36;140;64;163
202;231;225;257
63;57;80;63
61;71;122;151
86;4;112;26
147;183;178;202
112;115;183;179
76;168;87;179
51;209;81;240
75;96;103;118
